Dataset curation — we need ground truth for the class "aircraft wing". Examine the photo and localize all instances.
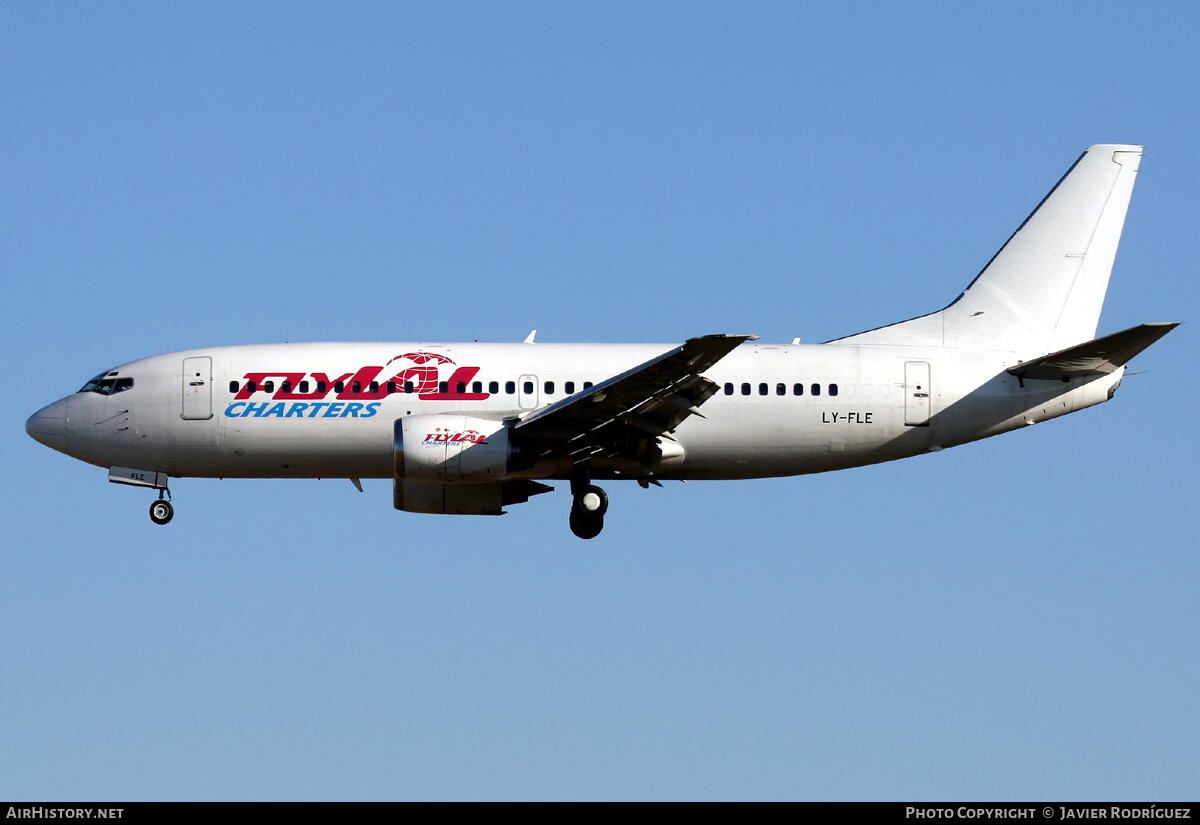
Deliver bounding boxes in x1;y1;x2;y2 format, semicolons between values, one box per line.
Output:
515;333;757;465
1007;322;1179;382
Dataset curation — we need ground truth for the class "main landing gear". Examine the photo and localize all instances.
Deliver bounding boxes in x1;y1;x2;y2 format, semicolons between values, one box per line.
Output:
149;488;173;525
569;476;608;539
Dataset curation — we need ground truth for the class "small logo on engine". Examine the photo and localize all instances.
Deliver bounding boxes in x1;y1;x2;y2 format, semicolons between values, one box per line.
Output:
421;429;488;447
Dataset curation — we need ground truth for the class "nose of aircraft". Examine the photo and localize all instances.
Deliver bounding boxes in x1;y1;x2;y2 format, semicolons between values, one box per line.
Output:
26;398;70;454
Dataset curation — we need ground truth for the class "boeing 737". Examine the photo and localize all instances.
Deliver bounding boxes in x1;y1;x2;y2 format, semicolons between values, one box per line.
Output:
26;144;1177;538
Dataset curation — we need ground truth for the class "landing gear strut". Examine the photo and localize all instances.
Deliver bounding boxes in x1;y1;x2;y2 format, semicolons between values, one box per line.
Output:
569;475;607;539
149;488;173;525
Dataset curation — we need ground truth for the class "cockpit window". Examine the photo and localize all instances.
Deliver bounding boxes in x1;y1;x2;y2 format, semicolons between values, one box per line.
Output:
77;371;133;396
78;371;116;393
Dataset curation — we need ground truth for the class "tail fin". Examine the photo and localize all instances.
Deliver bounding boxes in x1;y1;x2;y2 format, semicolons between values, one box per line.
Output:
833;144;1143;353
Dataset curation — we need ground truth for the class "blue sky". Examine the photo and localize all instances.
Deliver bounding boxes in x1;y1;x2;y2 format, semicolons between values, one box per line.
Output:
3;2;1197;800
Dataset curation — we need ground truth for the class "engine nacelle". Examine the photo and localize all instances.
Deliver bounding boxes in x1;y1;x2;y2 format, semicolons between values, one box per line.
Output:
394;415;512;484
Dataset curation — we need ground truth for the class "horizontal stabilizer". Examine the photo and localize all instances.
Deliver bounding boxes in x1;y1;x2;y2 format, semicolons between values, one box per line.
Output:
1007;322;1178;381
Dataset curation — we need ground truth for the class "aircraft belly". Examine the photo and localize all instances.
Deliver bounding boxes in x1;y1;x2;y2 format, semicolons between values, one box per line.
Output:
186;430;393;478
674;400;914;479
936;370;1122;447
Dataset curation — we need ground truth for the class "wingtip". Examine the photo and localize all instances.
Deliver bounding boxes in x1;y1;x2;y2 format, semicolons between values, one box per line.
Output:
1086;143;1143;154
688;333;759;344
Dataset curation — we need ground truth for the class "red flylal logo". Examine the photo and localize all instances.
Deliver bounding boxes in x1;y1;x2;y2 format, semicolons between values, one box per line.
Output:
421;429;489;447
235;351;490;401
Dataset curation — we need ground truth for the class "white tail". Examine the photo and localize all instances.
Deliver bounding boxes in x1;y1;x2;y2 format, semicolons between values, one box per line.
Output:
834;144;1143;353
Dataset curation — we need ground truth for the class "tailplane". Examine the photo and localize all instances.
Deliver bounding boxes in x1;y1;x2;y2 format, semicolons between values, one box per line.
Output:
834;144;1144;353
1006;322;1178;383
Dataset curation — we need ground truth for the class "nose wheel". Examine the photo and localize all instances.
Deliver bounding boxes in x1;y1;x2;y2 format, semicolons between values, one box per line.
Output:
149;489;173;525
569;483;607;539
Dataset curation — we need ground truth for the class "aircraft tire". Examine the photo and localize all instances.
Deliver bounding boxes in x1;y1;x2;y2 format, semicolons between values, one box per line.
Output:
149;500;174;525
574;484;608;516
569;508;603;539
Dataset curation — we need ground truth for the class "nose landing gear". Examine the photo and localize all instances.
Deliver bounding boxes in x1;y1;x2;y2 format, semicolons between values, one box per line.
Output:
569;477;608;539
107;467;175;525
149;489;173;525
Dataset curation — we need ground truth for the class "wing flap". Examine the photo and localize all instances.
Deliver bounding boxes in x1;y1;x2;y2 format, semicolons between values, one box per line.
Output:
1007;322;1178;381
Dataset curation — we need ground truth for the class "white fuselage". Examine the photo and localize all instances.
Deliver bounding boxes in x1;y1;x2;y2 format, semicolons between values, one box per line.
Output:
34;339;1123;483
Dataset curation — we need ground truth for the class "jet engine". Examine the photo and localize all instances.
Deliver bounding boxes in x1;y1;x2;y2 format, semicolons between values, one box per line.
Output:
393;415;513;483
393;415;549;515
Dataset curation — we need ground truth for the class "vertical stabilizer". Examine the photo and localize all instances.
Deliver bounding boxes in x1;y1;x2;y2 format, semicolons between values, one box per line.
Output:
833;145;1143;353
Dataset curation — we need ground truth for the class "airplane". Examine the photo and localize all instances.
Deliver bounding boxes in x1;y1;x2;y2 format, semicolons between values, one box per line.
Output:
25;144;1178;539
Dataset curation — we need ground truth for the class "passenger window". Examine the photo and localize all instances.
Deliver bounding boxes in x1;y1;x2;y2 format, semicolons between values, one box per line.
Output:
404;381;414;393
334;381;344;393
316;381;326;393
263;381;275;393
811;383;820;397
829;384;839;397
248;380;258;393
793;383;803;396
506;381;515;394
724;383;734;395
523;381;534;395
489;381;499;394
229;381;239;393
369;381;379;393
565;381;575;394
387;382;397;394
472;381;482;394
351;381;362;393
776;383;786;396
282;380;292;393
583;382;593;389
759;383;768;396
455;381;465;394
299;380;310;393
545;381;555;394
439;381;448;394
741;383;751;396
